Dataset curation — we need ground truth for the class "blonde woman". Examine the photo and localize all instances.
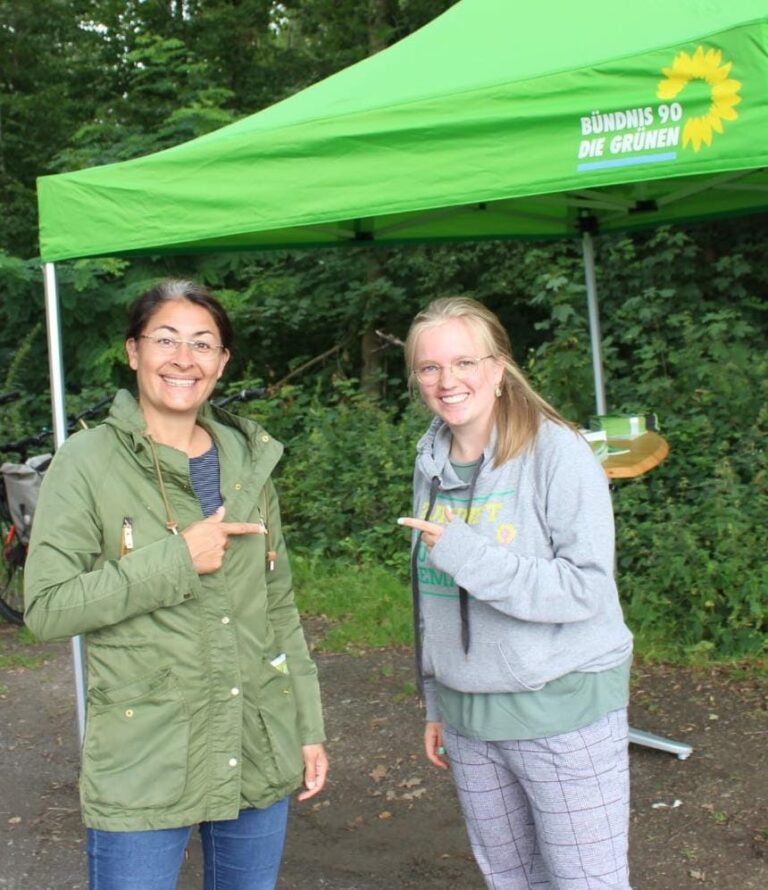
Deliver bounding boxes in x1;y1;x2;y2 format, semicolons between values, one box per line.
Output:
398;297;633;890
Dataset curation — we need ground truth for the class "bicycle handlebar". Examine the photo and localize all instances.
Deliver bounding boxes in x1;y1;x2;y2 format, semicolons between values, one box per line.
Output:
0;393;114;456
213;387;268;408
0;391;21;407
0;388;268;455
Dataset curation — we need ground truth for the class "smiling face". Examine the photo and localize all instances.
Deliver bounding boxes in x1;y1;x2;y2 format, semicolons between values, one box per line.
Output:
413;318;504;442
125;298;229;427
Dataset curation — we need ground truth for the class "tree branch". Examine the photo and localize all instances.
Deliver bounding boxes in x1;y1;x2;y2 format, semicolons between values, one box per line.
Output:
374;329;405;349
271;344;343;391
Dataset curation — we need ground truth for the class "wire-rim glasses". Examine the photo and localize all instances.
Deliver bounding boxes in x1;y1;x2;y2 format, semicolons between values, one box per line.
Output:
139;334;225;358
413;355;495;384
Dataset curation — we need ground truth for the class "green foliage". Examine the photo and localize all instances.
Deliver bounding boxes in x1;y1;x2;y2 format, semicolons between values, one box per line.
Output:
236;379;428;571
616;454;767;658
525;226;768;658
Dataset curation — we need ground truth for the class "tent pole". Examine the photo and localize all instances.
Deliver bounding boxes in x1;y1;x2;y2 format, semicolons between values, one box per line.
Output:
581;230;607;416
42;264;68;444
42;262;87;743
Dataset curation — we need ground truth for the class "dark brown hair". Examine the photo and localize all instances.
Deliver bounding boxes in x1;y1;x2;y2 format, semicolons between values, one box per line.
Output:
126;280;234;350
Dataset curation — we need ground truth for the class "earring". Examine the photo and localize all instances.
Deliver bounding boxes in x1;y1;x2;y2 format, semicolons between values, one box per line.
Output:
495;384;502;398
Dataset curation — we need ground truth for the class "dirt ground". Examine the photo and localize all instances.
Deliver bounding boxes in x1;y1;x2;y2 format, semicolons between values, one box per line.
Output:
1;621;766;890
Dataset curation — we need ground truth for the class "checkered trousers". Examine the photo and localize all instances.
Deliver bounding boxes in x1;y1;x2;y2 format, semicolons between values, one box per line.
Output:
443;708;632;890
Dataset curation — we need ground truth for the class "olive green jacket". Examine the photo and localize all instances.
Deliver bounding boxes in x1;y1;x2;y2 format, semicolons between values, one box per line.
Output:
24;390;324;831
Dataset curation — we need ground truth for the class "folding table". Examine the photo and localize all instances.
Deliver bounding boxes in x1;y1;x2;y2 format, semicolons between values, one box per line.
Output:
603;431;693;760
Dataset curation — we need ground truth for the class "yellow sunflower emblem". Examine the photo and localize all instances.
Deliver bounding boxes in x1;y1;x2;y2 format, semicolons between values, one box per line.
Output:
657;46;741;152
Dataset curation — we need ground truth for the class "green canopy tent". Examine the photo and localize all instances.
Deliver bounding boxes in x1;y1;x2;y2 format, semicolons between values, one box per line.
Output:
37;0;768;419
36;0;768;740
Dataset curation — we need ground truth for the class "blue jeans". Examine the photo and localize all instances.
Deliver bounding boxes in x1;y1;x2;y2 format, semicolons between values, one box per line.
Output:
87;799;290;890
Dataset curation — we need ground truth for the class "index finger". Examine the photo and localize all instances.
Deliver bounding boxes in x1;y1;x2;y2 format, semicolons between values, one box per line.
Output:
397;517;439;534
220;522;267;536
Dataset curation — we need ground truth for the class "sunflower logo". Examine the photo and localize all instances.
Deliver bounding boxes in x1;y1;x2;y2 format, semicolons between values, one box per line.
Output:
657;46;742;152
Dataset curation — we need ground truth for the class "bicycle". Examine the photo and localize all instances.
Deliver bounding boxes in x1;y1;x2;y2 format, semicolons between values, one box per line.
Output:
0;393;112;625
0;387;267;625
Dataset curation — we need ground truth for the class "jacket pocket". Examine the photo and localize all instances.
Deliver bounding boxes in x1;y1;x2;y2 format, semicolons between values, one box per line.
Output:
242;666;304;794
82;668;190;809
497;638;556;692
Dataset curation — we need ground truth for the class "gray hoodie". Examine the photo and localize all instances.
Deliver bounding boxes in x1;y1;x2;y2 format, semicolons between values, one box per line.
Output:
412;416;633;721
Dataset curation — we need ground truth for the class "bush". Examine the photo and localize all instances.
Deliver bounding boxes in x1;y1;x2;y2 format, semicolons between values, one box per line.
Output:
239;379;429;574
526;226;768;658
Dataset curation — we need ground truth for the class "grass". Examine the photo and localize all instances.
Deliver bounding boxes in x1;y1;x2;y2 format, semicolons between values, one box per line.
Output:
0;652;45;669
292;556;768;671
293;554;412;652
15;625;37;644
6;557;765;674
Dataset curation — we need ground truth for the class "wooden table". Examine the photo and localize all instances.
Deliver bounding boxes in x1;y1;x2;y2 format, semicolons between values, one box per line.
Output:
602;431;693;760
602;431;669;480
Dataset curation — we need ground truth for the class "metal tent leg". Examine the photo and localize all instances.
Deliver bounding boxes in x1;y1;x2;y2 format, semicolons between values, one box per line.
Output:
43;262;87;743
629;726;693;760
581;229;607;417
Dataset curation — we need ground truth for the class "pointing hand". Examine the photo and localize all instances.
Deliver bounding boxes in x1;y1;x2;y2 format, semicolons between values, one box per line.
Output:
397;508;455;549
182;506;266;574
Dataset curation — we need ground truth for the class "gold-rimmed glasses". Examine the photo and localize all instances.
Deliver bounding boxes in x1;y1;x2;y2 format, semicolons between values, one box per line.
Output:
413;355;494;385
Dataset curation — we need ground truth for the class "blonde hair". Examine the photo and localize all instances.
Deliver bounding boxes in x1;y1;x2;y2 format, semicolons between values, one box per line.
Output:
405;297;571;466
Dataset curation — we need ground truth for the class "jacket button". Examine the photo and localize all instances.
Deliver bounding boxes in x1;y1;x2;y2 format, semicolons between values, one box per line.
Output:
125;709;134;718
221;616;231;625
228;758;238;767
234;482;242;490
230;687;240;696
261;434;269;442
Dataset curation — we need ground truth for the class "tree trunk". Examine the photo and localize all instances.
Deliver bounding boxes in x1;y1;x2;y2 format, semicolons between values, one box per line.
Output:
360;1;397;394
361;252;384;395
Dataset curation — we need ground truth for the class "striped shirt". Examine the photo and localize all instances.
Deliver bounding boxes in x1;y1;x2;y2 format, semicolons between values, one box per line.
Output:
189;445;223;517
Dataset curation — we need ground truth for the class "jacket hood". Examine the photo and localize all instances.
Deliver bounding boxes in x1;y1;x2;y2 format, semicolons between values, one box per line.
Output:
415;417;498;489
104;388;283;460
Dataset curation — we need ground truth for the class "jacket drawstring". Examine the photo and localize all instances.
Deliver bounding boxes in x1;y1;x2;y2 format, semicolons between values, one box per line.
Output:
147;436;179;535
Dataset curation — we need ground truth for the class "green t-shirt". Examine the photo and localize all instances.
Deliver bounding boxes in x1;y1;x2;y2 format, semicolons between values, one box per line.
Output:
436;660;631;741
439;458;631;741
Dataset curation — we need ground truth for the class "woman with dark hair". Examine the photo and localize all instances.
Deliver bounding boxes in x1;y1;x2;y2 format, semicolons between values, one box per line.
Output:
25;279;327;890
398;297;633;890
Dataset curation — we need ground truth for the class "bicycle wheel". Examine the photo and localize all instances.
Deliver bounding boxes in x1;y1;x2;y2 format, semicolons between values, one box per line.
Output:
0;519;26;625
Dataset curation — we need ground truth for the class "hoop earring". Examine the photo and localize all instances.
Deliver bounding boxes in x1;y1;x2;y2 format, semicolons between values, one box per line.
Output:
495;384;502;398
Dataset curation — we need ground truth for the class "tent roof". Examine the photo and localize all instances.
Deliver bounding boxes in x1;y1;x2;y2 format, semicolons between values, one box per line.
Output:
37;0;768;261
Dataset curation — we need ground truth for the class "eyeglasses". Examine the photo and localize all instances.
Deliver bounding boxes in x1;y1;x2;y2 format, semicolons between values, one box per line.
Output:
413;355;495;384
139;335;225;358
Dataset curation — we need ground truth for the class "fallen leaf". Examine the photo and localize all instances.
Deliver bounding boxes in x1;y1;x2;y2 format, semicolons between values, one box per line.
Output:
378;810;393;820
369;764;388;783
398;776;423;789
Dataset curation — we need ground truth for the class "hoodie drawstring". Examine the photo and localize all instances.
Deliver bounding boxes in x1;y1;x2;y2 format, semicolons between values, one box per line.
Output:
412;458;483;696
411;475;440;696
458;459;484;656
